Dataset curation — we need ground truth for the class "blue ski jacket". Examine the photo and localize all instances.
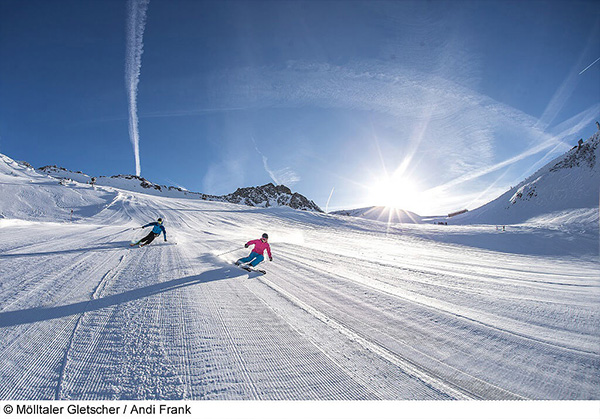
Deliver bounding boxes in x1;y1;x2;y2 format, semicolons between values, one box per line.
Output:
143;222;167;240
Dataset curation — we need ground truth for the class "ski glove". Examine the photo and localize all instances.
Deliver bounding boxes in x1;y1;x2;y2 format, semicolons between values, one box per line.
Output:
245;244;249;248
269;257;273;261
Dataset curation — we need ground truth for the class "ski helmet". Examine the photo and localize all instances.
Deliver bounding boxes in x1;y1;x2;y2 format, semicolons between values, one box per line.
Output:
157;217;163;223
262;233;268;239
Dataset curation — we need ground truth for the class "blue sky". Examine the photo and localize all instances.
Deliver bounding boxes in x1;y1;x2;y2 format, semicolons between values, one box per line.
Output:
1;0;598;214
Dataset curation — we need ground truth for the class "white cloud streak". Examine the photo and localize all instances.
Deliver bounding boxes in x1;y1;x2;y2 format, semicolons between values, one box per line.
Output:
325;187;335;213
260;155;278;184
252;137;300;186
579;56;600;75
251;137;278;184
125;0;150;177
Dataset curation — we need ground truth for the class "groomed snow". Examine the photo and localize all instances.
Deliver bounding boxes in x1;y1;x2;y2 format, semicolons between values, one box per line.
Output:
0;155;598;400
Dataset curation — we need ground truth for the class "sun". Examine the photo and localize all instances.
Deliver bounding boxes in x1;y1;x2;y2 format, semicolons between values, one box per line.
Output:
368;175;425;212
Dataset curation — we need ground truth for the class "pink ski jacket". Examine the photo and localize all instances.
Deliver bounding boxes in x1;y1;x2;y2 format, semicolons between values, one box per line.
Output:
246;239;272;258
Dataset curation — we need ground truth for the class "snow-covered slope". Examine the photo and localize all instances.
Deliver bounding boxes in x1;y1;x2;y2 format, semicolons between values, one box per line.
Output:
0;155;117;222
330;206;422;224
453;131;600;225
0;150;598;401
38;165;321;212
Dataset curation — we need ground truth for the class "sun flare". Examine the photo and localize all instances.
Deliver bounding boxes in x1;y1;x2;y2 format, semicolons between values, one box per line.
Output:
368;175;431;214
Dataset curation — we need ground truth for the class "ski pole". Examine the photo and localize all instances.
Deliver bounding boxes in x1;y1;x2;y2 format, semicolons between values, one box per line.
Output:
215;247;245;258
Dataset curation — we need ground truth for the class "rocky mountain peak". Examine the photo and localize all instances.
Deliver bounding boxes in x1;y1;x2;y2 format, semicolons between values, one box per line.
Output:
224;183;322;212
550;133;598;172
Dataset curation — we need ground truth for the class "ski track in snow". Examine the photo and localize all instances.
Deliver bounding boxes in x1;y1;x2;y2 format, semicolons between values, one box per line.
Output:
0;190;598;400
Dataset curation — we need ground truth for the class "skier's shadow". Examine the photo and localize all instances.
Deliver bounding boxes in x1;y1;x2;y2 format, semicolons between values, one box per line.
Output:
0;266;248;328
0;241;133;258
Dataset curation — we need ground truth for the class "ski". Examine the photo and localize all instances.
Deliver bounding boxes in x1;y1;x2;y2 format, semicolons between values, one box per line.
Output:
129;241;176;248
234;262;266;275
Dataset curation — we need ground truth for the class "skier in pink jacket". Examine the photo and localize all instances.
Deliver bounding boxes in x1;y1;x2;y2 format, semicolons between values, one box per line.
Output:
235;233;273;267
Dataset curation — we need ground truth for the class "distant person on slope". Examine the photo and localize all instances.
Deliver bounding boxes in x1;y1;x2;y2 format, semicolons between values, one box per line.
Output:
132;218;167;247
235;233;272;267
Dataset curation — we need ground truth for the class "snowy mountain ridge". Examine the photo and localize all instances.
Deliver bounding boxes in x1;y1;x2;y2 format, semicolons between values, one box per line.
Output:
37;165;322;212
507;133;597;206
452;129;599;225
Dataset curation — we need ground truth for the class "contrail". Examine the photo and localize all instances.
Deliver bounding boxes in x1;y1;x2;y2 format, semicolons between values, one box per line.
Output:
251;136;280;184
579;56;600;75
325;187;335;213
125;0;150;177
425;137;562;195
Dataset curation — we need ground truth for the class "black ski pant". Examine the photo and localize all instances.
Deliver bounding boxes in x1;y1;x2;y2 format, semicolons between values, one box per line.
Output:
140;232;159;245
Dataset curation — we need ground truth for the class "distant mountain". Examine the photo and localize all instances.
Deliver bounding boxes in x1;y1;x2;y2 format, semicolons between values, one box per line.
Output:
37;166;322;212
330;206;421;224
451;129;599;225
221;183;323;212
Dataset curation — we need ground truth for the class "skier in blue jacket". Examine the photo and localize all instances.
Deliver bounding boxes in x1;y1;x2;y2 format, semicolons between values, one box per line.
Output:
132;218;167;247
